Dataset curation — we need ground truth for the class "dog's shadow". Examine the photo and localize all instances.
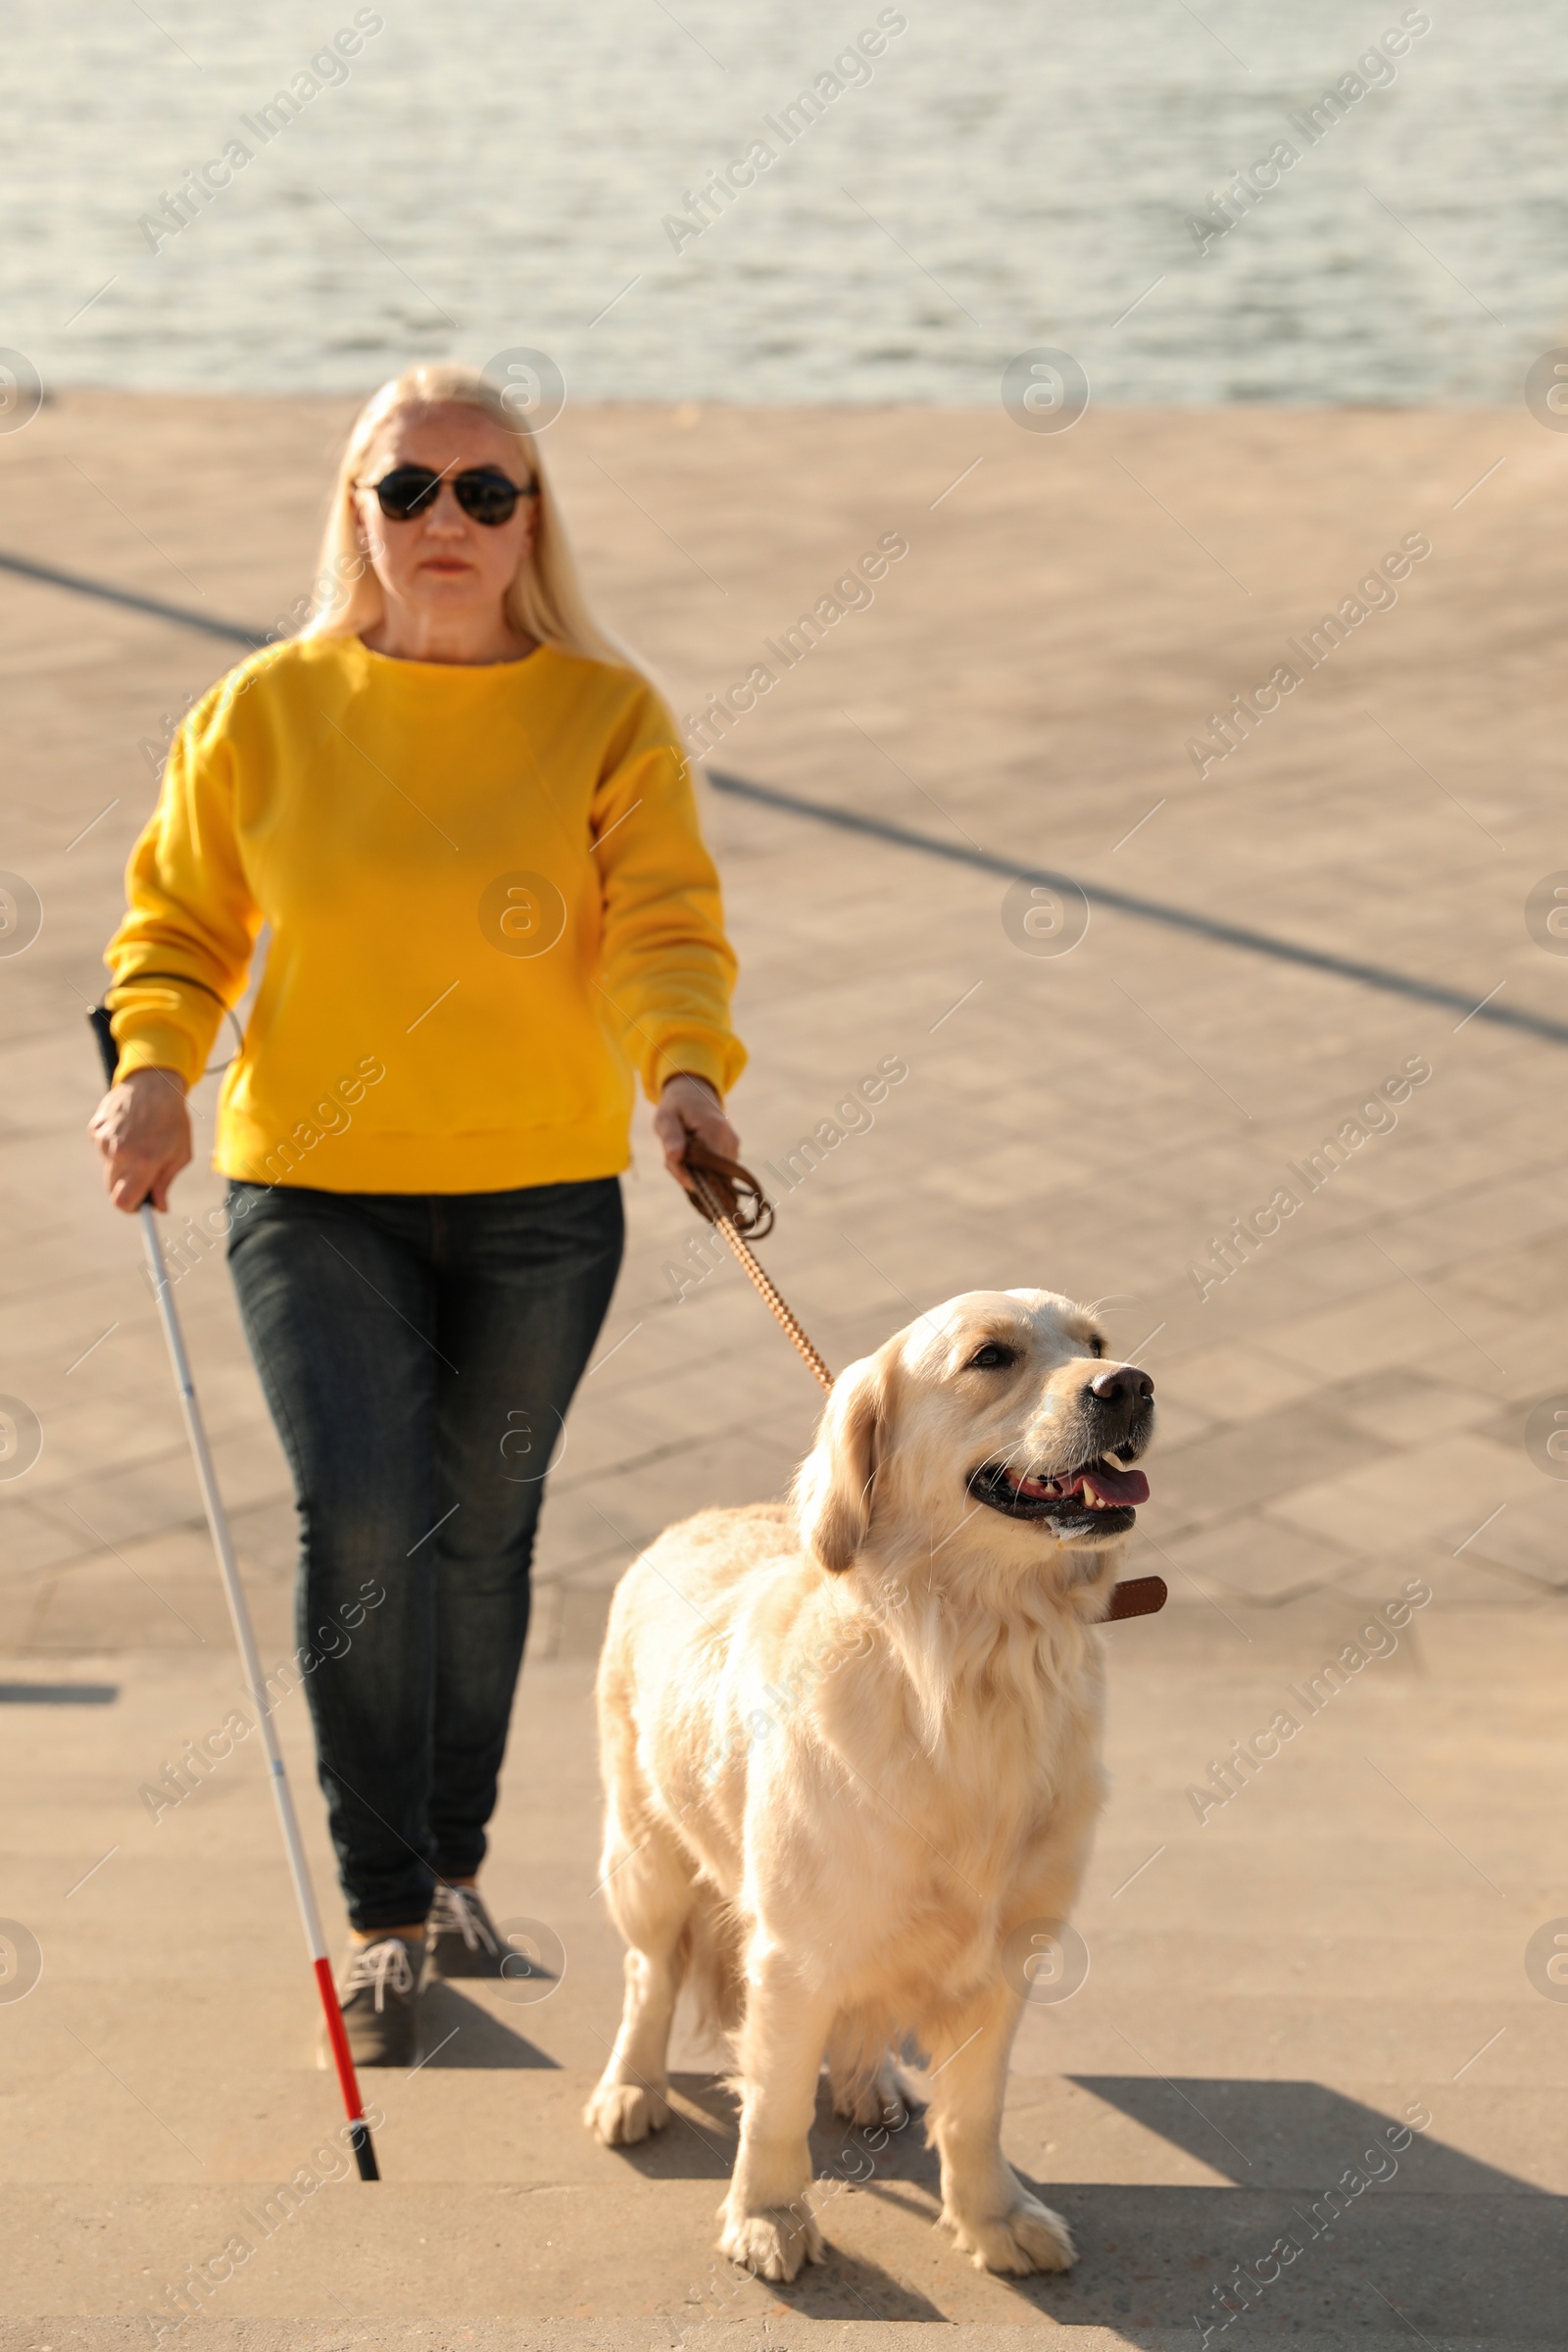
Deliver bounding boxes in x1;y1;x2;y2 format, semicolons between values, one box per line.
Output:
980;2078;1561;2339
603;2072;1565;2336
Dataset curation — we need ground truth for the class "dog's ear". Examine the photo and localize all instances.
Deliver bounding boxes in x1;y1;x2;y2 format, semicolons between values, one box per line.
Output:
794;1348;889;1573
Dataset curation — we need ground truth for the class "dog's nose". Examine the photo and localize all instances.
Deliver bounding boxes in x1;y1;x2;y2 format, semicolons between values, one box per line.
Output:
1089;1364;1154;1404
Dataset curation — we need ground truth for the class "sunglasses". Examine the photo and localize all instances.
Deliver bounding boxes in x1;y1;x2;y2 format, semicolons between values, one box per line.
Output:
363;465;539;526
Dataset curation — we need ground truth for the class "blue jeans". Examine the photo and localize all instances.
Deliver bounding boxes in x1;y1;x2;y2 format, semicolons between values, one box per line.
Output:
226;1177;623;1933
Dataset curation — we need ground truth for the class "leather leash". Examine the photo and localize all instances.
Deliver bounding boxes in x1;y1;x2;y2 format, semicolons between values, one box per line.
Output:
680;1143;833;1391
677;1141;1165;1625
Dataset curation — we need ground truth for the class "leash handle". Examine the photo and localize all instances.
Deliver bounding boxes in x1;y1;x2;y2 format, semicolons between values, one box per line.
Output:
679;1137;774;1239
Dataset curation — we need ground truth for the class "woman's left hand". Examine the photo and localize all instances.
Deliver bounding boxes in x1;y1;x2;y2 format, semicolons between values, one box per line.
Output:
653;1073;740;1191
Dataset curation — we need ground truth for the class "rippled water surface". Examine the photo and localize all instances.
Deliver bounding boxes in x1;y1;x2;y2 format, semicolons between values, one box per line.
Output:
3;0;1565;402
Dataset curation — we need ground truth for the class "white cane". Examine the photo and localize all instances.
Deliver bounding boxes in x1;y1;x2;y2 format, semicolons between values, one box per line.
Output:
90;1004;379;2180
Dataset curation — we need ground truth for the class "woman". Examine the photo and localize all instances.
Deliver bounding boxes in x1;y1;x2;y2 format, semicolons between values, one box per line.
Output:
89;363;745;2064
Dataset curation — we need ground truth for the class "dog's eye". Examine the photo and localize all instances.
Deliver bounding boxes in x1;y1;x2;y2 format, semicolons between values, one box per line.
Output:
967;1343;1017;1371
1086;1335;1105;1357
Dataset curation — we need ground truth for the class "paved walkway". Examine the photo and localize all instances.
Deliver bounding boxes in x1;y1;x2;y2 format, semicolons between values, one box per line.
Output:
1;393;1565;2347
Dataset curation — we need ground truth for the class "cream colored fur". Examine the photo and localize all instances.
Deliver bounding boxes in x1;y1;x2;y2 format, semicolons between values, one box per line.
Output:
584;1287;1154;2282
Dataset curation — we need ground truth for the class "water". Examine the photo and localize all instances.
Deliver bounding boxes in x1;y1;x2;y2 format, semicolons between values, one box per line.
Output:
3;0;1565;405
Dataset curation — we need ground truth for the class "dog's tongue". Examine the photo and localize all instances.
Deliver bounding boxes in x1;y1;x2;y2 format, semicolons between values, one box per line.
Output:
1081;1460;1150;1506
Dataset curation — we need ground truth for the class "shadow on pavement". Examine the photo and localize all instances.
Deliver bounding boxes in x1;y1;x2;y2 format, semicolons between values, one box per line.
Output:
707;766;1568;1051
414;1982;562;2068
1071;2075;1543;2194
609;2070;1563;2335
1004;2079;1559;2339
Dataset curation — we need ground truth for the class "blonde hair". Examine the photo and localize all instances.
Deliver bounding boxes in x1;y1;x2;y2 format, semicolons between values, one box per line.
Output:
303;363;639;671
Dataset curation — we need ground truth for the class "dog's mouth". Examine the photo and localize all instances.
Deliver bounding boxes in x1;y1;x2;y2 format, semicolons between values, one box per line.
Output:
968;1454;1150;1542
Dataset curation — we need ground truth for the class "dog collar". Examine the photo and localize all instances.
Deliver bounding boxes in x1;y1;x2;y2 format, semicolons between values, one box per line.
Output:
1104;1575;1166;1622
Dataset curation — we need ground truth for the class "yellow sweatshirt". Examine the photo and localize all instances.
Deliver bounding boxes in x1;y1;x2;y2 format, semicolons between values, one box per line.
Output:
105;635;745;1193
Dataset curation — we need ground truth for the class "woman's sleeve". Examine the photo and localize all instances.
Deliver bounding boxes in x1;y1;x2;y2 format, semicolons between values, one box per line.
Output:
591;688;747;1102
103;700;262;1087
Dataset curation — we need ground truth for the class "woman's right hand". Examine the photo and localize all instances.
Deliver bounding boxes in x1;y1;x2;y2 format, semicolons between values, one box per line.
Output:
88;1067;193;1212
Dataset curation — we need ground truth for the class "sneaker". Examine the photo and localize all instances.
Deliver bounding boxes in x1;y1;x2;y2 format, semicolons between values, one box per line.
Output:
426;1882;507;1979
324;1935;423;2069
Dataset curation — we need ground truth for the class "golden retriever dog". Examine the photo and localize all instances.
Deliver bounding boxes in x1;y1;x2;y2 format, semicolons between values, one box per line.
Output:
584;1287;1154;2281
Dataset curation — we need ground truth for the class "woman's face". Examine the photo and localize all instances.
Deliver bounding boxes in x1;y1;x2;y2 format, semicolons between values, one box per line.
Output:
353;402;537;631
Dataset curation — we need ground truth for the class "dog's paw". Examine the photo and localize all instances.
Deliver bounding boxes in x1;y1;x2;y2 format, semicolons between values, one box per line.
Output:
718;2202;824;2281
832;2067;909;2132
583;2079;669;2146
942;2195;1076;2276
